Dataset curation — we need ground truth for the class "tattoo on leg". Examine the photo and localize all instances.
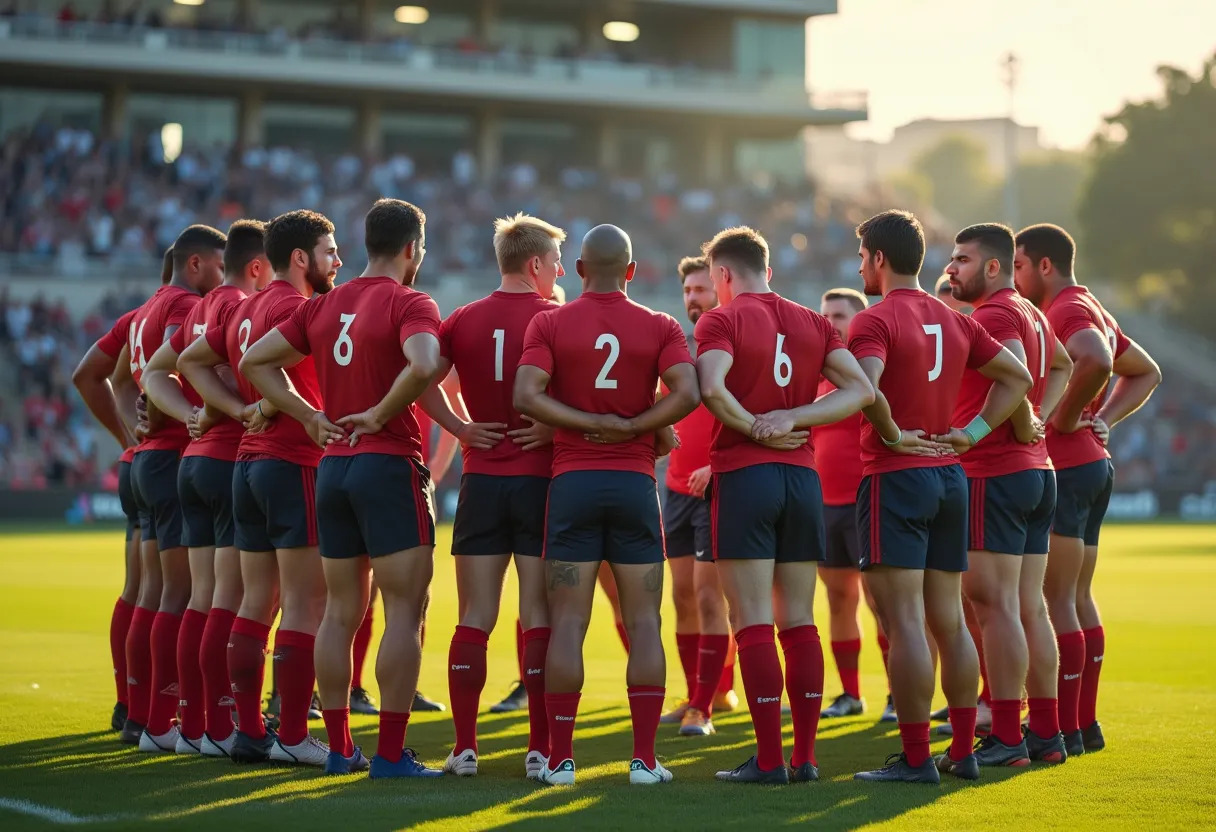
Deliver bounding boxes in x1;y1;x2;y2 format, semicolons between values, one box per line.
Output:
643;563;663;593
548;562;581;590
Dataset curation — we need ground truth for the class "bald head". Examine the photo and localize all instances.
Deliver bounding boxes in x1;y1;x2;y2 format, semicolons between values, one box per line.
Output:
577;224;635;289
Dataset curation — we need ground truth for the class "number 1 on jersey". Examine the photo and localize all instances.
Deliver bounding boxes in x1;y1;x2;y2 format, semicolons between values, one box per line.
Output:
492;328;505;382
594;333;620;389
1032;320;1047;379
923;324;943;381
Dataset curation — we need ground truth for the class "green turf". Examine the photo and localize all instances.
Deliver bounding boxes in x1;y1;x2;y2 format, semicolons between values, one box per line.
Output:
1;524;1214;830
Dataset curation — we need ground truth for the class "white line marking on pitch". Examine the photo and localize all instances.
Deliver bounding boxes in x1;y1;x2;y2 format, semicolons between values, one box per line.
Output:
0;797;132;825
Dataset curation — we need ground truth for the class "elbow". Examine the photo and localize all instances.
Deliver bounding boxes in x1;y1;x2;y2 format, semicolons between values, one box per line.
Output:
512;387;534;418
237;354;257;380
855;377;876;409
699;379;723;406
1147;362;1163;390
412;356;441;384
681;385;702;413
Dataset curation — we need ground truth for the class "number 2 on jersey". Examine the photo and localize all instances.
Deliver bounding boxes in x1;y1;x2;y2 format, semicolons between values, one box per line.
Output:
334;313;356;366
922;324;943;381
594;334;620;389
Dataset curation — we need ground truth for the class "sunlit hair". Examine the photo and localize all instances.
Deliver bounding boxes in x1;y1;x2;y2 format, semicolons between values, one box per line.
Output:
493;213;567;274
1016;223;1076;277
856;209;925;277
822;287;869;311
701;227;769;276
677;255;709;283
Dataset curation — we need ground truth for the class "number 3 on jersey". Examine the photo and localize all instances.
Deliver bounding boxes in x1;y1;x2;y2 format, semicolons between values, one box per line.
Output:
334;313;357;366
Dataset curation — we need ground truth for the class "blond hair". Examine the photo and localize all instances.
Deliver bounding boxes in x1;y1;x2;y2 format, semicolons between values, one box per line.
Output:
677;255;709;281
934;274;952;294
822;287;869;311
493;213;567;275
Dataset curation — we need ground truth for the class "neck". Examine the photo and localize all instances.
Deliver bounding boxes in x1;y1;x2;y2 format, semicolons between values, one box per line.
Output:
585;278;624;295
1042;274;1079;307
363;259;405;284
979;277;1014;304
732;276;771;296
882;273;921;296
499;272;539;294
168;275;199;294
278;271;312;298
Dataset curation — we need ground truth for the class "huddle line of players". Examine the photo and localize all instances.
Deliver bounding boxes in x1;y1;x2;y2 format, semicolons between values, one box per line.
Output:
73;200;1159;786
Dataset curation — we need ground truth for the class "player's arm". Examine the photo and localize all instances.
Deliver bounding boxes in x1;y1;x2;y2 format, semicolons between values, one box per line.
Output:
240;330;343;447
513;365;605;433
1051;328;1112;433
337;333;443;447
934;347;1034;453
754;349;874;437
142;341;195;424
415;357;505;450
997;338;1042;444
696;349;755;436
1097;338;1161;429
111;345;140;438
71;342;134;449
594;361;699;439
1040;336;1073;421
429;425;460;483
857;357;949;456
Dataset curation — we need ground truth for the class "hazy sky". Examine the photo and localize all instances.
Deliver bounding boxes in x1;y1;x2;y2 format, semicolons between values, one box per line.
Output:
808;0;1215;148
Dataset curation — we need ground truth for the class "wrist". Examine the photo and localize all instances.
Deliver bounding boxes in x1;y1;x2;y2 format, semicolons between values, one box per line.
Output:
880;424;902;446
962;415;992;446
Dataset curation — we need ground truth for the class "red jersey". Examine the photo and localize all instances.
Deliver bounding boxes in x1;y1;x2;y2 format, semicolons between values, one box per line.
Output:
694;292;844;474
439;291;559;478
278;276;441;463
954;288;1054;477
666;403;715;495
848;288;1003;475
519;291;691;478
129;285;201;453
206;280;322;468
812;378;864;505
97;309;139;464
169;284;247;462
1044;285;1130;470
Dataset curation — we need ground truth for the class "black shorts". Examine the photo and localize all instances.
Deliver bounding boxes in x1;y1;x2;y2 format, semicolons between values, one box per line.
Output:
131;449;184;550
178;456;236;549
968;469;1056;555
857;465;968;572
452;473;548;558
118;460;139;541
663;487;711;561
544;470;664;565
316;454;435;559
710;463;826;563
822;503;861;569
1053;458;1115;546
232;459;318;552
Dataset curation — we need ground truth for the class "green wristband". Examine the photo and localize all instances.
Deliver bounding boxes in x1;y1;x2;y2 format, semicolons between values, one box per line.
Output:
881;427;902;447
962;415;992;446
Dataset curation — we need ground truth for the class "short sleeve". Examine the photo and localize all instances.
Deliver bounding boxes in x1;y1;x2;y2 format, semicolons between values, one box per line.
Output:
166;293;199;330
398;292;441;345
693;309;733;356
964;315;1004;369
203;299;237;356
97;311;134;358
973;301;1022;344
820;314;846;354
437;307;459;361
518;311;556;374
1109;317;1131;359
1046;298;1100;345
847;309;889;362
277;300;313;356
168;326;187;354
657;315;693;373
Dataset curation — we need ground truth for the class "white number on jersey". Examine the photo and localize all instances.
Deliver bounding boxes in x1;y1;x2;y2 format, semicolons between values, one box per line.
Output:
129;318;148;373
923;324;943;382
238;319;253;354
192;322;207;339
492;328;505;382
1032;320;1047;379
334;313;357;366
773;333;792;387
594;334;620;389
1104;325;1118;357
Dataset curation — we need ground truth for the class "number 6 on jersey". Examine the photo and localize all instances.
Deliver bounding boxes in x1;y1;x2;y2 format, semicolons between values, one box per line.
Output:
334;313;357;366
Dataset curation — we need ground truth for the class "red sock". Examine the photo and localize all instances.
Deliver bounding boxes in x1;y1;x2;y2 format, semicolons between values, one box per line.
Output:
545;691;581;764
124;606;155;724
736;624;785;772
1079;626;1104;729
628;685;664;768
351;604;374;690
877;632;891;692
227;617;270;739
615;621;631;653
273;629;316;746
831;638;862;700
780;625;824;768
176;609;208;741
899;721;931;767
1028;697;1060;738
690;633;730;714
515;619;525;680
1056;630;1086;734
200;607;236;739
323;707;353;757
110;599;135;706
522;628;550;755
146;611;182;735
990;699;1022;747
377;710;410;763
675;633;699;700
717;633;736;693
448;626;489;753
949;707;977;761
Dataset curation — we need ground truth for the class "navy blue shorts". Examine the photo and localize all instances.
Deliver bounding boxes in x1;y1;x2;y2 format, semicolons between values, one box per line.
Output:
1053;459;1115;546
118;460;139;541
968;469;1056;555
544;470;664;565
710;463;826;563
131;449;184;550
232;459;317;552
316;454;435;559
451;473;547;557
663;487;711;561
857;465;968;572
178;456;236;549
822;503;861;569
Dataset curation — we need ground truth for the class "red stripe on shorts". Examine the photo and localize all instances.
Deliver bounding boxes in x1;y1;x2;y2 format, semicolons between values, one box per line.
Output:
410;464;430;546
869;475;881;565
302;466;317;546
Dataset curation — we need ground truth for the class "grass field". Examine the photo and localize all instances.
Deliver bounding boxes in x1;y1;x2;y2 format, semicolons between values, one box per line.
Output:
2;523;1215;830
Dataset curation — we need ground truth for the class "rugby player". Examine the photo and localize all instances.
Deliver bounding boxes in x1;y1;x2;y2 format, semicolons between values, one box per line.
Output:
142;221;272;753
813;287;893;722
936;274;973;314
125;226;226;751
943;223;1074;766
243;198;444;778
1014;223;1161;757
846;210;1032;784
514;223;699;786
181;210;339;764
695;228;873;784
416;213;564;779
